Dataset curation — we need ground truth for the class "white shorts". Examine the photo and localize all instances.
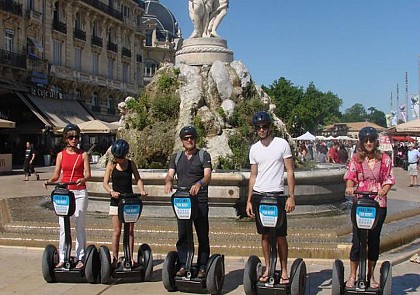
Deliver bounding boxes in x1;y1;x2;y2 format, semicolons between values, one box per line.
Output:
109;205;118;215
408;163;418;176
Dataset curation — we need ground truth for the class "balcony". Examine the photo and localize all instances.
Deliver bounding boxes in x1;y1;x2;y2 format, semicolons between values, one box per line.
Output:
91;36;103;47
25;8;42;23
91;105;101;112
121;47;131;58
0;0;22;16
73;28;86;41
0;49;26;69
53;20;67;34
81;0;123;21
107;42;117;53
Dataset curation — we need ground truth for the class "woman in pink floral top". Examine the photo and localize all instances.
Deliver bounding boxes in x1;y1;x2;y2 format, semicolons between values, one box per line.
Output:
343;127;395;289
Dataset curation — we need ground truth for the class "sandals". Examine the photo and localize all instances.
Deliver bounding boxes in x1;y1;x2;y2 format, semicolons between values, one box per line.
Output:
75;261;84;269
259;274;269;283
410;254;420;264
280;277;290;284
55;261;64;268
370;277;379;289
346;277;356;288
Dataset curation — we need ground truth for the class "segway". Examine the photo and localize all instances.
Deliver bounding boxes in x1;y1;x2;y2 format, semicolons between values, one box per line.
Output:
99;193;153;284
42;182;100;283
243;192;307;295
332;191;392;295
162;187;225;294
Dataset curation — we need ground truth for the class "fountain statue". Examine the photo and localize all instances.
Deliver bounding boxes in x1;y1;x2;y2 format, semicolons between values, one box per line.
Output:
189;0;229;38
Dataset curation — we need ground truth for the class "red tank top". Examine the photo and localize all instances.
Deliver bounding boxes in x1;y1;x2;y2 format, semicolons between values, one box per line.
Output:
61;149;86;190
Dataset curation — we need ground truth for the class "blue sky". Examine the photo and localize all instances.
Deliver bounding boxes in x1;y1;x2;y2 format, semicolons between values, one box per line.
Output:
160;0;419;117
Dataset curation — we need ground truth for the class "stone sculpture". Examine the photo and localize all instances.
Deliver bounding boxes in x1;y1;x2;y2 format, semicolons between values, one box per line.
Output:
189;0;229;38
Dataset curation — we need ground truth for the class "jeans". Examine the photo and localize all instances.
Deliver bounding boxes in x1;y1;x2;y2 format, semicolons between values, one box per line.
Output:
58;189;88;262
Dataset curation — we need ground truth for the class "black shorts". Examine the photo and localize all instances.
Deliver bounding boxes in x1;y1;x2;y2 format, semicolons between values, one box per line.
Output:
252;193;287;236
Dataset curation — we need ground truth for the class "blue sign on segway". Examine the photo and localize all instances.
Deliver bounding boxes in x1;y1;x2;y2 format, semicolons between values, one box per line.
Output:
259;204;278;228
355;206;376;229
173;197;192;219
52;194;70;216
123;204;141;223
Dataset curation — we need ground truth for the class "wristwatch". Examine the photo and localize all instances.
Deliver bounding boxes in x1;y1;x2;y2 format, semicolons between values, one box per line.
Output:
198;180;205;186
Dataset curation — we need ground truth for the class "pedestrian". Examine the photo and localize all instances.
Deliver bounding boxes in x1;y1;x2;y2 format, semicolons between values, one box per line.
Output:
406;142;420;187
164;125;212;278
338;144;349;164
103;139;147;267
245;111;296;284
327;141;339;163
343;127;395;289
44;123;91;269
23;141;39;181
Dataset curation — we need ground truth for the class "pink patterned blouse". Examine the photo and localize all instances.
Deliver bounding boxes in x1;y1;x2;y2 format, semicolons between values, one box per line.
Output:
343;153;395;208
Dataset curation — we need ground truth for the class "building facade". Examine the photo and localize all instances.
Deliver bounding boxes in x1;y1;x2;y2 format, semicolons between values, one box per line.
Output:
0;0;180;166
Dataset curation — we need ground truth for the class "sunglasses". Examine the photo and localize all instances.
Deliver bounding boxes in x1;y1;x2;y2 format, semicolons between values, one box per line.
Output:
363;137;376;143
255;125;269;131
67;135;79;140
182;136;196;141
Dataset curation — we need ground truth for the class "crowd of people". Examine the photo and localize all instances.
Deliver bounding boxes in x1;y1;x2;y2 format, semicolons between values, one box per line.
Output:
39;115;406;289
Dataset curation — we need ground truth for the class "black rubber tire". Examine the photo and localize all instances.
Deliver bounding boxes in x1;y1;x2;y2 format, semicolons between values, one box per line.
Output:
332;259;344;295
162;251;178;291
138;244;153;282
99;245;112;284
42;244;58;283
206;255;225;295
243;255;261;295
84;245;100;283
290;258;307;295
380;260;392;295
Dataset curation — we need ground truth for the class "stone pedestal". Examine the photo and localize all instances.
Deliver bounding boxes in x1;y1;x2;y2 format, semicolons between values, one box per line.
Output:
175;37;233;66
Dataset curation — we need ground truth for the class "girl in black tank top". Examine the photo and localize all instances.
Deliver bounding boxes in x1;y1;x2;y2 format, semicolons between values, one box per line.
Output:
102;152;148;266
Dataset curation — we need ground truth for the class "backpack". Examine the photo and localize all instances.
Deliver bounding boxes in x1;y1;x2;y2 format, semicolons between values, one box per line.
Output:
174;149;205;169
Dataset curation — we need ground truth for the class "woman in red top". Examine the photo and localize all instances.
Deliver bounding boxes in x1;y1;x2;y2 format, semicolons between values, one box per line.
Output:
45;123;91;269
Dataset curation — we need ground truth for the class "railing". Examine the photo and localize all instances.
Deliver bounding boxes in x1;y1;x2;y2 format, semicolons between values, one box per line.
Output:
0;49;26;69
25;8;42;22
107;41;117;53
81;0;123;21
121;47;131;58
52;20;67;34
0;0;22;16
91;36;103;47
73;28;86;41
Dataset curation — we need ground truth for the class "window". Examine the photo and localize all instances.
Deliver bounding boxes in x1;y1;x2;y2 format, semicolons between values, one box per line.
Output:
26;0;33;10
122;5;129;18
107;58;114;79
75;89;81;99
52;39;62;65
92;53;99;75
144;59;158;77
5;29;14;52
74;47;82;71
91;92;99;111
74;13;82;30
92;20;98;37
145;32;152;46
122;63;129;83
107;96;115;114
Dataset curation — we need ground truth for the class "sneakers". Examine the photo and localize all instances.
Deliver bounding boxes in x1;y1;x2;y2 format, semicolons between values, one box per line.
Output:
176;267;186;276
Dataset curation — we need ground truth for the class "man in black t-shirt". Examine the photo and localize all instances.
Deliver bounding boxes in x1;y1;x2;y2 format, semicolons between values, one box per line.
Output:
164;126;212;279
23;141;39;181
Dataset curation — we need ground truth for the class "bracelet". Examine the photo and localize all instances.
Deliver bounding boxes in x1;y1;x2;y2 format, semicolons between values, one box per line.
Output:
110;189;114;194
198;180;205;186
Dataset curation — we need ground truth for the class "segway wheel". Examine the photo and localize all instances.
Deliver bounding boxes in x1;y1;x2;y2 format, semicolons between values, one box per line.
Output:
99;246;112;284
162;251;178;291
138;243;153;282
380;261;392;295
42;244;58;283
332;259;344;295
206;254;225;295
243;255;261;295
84;245;100;283
290;258;307;295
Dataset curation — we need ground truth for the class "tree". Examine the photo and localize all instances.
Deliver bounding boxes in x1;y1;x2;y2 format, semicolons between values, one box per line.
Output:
342;103;367;122
367;107;386;127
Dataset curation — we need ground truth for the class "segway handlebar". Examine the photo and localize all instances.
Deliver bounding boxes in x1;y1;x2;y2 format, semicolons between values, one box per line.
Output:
119;193;143;198
354;191;378;197
252;191;288;198
45;181;78;187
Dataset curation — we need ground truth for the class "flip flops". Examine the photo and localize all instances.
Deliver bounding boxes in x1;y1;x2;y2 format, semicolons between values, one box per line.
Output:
259;274;269;282
345;277;356;288
75;261;84;269
280;277;290;284
370;277;379;289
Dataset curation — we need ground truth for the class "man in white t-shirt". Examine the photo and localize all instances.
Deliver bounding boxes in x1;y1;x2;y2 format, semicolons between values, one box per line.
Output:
246;111;296;284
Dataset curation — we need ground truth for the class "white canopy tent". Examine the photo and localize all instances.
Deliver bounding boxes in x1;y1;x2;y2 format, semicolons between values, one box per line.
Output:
294;131;316;141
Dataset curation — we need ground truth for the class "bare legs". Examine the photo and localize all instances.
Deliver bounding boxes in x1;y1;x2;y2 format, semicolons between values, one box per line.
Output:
261;234;289;281
112;216;135;265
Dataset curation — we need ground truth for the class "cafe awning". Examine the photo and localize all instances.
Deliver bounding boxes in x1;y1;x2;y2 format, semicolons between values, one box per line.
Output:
0;118;16;128
16;92;95;130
